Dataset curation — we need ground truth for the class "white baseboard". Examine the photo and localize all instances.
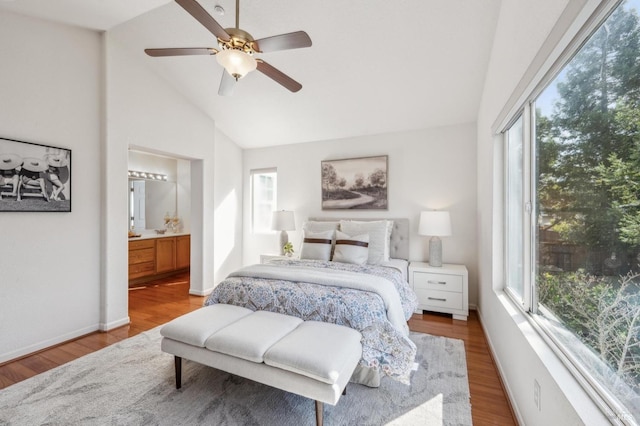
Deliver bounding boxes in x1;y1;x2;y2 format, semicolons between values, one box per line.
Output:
189;287;214;296
0;323;100;364
99;316;130;332
476;306;524;425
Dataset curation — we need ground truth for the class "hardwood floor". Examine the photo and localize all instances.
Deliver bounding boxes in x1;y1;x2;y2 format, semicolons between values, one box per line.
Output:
409;312;517;425
0;272;516;425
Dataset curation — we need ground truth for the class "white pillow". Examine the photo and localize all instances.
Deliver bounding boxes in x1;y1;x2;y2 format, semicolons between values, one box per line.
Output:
332;230;369;265
339;220;393;264
299;230;334;261
302;221;340;233
303;221;340;258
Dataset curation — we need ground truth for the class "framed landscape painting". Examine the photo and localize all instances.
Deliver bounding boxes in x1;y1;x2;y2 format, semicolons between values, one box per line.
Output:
321;155;388;210
0;137;71;212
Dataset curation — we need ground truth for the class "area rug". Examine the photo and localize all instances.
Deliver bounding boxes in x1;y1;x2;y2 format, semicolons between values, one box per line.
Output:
0;328;471;425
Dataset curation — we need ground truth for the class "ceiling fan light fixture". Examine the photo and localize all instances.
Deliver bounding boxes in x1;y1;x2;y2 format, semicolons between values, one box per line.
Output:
216;49;257;80
146;0;311;94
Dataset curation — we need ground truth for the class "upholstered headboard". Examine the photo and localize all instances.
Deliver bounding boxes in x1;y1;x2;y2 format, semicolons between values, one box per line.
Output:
308;217;410;260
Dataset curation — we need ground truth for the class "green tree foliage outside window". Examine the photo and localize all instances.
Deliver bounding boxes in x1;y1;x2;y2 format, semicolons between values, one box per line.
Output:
534;1;640;418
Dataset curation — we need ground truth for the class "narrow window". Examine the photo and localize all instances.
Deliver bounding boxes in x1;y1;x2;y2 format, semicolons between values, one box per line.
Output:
250;168;277;233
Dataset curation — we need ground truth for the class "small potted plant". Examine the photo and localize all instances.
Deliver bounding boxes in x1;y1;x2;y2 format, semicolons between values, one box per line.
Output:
283;242;294;257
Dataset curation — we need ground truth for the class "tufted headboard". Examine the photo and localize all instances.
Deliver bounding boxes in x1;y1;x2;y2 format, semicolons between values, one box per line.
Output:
308;218;410;260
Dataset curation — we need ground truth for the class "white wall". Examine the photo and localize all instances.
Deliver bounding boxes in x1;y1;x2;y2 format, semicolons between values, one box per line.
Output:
0;11;102;362
176;159;191;233
213;129;243;286
242;124;479;305
128;151;178;181
0;7;244;361
476;0;611;424
105;25;243;304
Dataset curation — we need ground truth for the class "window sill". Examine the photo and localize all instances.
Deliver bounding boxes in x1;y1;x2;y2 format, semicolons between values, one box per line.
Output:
484;290;614;425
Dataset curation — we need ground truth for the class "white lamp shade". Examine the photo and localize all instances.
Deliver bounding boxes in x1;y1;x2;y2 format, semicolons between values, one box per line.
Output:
271;210;296;231
216;49;257;79
418;211;452;237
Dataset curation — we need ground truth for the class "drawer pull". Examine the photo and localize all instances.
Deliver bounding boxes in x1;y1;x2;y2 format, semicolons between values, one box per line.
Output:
427;280;447;285
428;297;447;302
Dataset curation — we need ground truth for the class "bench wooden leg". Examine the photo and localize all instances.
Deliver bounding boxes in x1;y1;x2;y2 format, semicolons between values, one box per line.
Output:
174;356;182;389
315;400;323;426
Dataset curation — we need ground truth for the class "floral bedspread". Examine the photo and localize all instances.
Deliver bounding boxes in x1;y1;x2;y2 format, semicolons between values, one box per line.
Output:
204;259;418;383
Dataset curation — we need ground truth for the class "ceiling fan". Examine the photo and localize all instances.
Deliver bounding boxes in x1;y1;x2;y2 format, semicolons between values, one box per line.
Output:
145;0;312;96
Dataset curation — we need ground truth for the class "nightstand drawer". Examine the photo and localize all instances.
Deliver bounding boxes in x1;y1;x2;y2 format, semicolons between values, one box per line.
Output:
412;271;463;293
415;289;463;310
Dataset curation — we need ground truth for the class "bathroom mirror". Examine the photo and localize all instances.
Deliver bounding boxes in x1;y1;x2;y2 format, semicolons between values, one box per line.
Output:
129;179;177;231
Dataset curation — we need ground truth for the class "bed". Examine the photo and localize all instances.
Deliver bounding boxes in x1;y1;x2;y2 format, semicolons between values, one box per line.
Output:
204;218;418;386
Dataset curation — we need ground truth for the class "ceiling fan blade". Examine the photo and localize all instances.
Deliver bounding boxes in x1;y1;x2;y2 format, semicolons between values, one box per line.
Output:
254;31;312;53
218;71;236;96
175;0;230;40
145;48;217;57
256;60;302;92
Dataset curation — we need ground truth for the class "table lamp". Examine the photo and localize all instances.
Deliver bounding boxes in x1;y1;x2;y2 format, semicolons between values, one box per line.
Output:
418;211;452;267
271;210;296;255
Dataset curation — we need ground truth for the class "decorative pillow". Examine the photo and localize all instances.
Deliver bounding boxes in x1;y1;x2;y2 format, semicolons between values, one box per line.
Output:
332;230;369;265
299;230;334;261
302;221;340;233
339;220;393;264
303;221;340;258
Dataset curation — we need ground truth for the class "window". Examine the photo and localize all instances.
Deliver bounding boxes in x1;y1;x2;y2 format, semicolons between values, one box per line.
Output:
505;115;526;303
251;168;277;233
504;1;640;422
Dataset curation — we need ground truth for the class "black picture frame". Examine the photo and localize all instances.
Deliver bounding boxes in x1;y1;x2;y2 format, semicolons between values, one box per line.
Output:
321;155;388;210
0;137;71;212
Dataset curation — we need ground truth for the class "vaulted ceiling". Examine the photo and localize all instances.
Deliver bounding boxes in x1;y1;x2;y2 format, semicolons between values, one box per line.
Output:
0;0;501;148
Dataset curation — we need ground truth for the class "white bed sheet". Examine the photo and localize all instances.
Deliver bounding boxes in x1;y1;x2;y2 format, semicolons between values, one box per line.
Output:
381;258;409;282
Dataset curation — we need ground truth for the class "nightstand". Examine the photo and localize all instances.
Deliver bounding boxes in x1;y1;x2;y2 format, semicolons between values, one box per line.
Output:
260;253;296;264
409;262;468;321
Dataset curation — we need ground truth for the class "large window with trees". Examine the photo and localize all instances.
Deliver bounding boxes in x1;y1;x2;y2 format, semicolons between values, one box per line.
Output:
505;0;640;422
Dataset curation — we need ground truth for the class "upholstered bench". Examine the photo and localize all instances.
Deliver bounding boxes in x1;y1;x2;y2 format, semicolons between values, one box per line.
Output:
160;304;362;426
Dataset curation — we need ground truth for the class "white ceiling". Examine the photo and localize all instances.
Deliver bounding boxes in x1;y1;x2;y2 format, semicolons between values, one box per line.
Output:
0;0;501;148
0;0;172;31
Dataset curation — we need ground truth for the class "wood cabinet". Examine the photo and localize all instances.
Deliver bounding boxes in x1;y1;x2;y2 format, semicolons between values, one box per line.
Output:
129;239;156;280
409;262;468;321
128;234;190;284
156;237;176;273
176;235;191;269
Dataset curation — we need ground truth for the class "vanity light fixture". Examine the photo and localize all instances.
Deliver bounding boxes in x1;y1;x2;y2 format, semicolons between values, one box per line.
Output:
128;170;168;181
